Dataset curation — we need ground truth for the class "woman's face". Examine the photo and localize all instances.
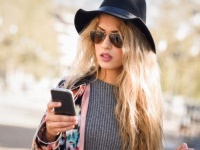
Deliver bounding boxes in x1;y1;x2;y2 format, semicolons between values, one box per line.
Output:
94;14;123;73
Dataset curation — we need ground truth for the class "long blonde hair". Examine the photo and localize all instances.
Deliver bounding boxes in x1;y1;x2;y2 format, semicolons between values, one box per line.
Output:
65;15;163;150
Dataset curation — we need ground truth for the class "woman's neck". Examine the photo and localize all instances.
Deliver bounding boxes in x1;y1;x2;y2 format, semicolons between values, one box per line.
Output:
98;68;122;85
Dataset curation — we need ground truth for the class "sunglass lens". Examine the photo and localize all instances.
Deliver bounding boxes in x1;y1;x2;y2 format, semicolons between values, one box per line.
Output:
90;31;105;44
95;31;105;43
109;34;123;48
90;31;96;43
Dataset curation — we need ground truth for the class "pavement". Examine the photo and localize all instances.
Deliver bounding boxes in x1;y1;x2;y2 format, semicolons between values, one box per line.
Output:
0;91;49;150
0;125;35;150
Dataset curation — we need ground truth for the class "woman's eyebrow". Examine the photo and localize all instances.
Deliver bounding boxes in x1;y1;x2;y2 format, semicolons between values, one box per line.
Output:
97;26;119;33
97;26;104;31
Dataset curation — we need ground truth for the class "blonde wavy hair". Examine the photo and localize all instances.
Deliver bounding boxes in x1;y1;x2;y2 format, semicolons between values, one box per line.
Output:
65;14;163;150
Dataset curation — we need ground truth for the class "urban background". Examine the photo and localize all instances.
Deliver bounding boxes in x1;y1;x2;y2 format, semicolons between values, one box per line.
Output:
0;0;200;149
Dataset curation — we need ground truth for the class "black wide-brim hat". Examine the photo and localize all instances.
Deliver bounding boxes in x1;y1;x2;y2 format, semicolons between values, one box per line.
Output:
74;0;156;53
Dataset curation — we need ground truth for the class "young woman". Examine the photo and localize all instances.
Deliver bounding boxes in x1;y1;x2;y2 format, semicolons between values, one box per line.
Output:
32;0;193;149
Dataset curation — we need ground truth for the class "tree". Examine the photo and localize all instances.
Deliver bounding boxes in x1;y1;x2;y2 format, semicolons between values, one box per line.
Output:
151;0;200;99
0;0;61;89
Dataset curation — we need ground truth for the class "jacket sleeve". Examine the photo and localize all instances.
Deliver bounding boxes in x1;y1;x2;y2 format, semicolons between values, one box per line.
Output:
31;77;87;150
31;113;64;150
31;78;67;149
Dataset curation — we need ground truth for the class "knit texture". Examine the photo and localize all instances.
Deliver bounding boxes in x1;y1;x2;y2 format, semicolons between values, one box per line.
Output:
84;79;122;150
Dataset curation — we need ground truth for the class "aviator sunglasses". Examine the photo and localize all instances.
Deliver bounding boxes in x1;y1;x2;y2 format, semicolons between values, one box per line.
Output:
90;30;124;48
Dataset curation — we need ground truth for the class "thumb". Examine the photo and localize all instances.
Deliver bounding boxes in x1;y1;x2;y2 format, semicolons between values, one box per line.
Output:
176;143;188;150
181;143;188;148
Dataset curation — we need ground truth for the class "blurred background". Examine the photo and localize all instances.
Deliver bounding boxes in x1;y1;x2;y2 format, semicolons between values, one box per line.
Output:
0;0;199;149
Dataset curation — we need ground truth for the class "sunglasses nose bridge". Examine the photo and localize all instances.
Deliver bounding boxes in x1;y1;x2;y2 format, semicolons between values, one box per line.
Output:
101;33;113;48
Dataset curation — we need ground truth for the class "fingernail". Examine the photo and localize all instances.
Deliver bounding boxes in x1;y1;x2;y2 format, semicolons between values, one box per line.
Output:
57;102;62;106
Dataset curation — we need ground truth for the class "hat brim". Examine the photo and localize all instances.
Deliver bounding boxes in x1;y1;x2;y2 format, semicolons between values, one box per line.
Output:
74;8;156;52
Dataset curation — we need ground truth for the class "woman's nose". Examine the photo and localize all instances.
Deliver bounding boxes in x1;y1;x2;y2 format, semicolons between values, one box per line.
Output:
101;35;112;49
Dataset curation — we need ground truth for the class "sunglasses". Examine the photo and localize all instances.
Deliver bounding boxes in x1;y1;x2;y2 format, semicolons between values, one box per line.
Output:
90;30;123;48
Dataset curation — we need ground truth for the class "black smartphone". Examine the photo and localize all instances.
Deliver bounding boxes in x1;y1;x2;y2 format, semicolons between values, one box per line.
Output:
51;88;76;116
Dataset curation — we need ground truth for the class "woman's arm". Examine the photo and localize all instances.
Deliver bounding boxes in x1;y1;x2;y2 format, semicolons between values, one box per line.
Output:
45;101;78;142
31;101;78;150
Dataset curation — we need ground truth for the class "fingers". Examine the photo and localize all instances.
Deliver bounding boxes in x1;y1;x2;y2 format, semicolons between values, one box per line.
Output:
46;115;78;128
46;115;78;136
47;101;61;113
176;143;187;150
45;102;78;136
176;143;194;150
182;143;188;149
47;121;76;133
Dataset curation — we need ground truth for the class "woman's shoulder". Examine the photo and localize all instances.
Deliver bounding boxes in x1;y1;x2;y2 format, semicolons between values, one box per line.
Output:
57;74;95;89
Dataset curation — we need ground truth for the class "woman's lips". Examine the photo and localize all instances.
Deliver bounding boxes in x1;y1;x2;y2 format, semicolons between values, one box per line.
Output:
100;53;113;62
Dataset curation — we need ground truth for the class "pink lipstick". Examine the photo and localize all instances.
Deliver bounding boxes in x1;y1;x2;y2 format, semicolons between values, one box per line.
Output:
100;53;113;62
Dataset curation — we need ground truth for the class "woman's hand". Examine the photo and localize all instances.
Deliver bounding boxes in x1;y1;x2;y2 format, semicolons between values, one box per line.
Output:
176;143;194;150
45;101;78;142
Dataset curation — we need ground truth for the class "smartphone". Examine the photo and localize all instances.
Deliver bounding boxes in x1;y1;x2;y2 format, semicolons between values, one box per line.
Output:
51;88;76;116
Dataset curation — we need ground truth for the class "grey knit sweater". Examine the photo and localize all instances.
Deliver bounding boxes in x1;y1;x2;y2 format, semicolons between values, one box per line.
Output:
84;79;122;150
